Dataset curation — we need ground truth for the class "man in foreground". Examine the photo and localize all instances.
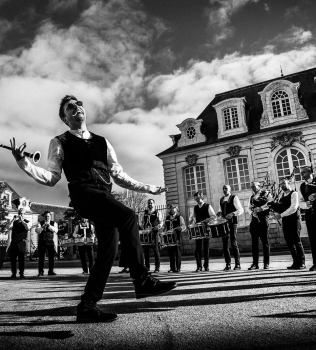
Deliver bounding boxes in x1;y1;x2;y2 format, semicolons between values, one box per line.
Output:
10;95;176;323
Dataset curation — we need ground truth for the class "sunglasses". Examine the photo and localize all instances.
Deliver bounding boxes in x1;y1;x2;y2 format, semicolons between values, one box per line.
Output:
66;100;83;110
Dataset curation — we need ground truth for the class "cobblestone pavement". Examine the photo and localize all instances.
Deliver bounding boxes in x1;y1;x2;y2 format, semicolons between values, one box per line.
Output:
0;253;316;350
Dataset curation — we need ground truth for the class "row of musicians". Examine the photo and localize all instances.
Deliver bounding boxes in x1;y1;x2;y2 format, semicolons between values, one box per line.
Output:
138;170;316;273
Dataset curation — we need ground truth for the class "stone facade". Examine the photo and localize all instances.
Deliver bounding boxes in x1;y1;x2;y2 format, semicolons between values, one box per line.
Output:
157;67;316;255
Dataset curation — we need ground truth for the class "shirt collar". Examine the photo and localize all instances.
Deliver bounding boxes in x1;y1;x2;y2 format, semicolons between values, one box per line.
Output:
69;129;91;140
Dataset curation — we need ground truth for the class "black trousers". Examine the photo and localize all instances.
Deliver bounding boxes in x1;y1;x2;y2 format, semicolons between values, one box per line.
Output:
38;242;55;273
10;242;25;274
143;243;160;270
0;246;6;269
305;209;316;265
222;221;240;265
195;238;209;269
249;217;270;265
282;218;305;266
70;186;147;303
167;244;181;271
78;245;94;273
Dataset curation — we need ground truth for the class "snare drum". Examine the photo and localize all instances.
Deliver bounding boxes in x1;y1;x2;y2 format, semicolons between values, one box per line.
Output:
160;230;177;248
188;223;208;240
61;238;74;247
85;237;95;246
139;229;155;245
74;237;85;246
207;219;229;238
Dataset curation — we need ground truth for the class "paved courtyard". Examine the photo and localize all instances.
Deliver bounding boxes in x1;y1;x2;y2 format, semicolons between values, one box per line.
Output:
0;253;316;350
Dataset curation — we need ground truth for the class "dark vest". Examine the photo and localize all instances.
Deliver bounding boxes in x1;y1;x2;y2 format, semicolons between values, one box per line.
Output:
220;195;238;224
300;176;316;212
165;215;181;230
78;222;93;238
279;191;300;222
39;220;55;245
250;190;270;221
12;219;29;243
143;210;159;228
56;131;111;192
194;203;210;223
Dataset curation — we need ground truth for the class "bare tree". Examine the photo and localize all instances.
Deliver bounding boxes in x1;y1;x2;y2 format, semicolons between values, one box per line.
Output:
113;189;148;213
0;182;9;234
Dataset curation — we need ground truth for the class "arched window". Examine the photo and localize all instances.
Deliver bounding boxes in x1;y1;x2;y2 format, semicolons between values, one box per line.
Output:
225;157;250;191
271;90;291;118
223;107;239;130
184;165;207;198
276;148;306;182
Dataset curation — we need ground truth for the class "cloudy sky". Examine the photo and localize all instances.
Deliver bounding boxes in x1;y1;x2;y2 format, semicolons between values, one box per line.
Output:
1;0;316;207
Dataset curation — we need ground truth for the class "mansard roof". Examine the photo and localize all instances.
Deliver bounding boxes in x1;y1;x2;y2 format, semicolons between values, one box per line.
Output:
157;66;316;157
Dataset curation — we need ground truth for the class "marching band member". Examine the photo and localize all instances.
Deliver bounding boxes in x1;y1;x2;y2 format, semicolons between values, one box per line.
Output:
217;184;243;271
164;204;186;273
73;218;96;275
10;94;176;323
7;208;31;278
140;199;162;273
271;178;306;270
247;182;273;270
299;166;316;271
189;191;216;272
35;211;58;276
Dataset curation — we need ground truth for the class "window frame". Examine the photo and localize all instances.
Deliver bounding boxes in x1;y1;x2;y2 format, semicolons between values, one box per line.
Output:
225;156;251;192
271;90;292;118
184;164;207;199
223;106;239;130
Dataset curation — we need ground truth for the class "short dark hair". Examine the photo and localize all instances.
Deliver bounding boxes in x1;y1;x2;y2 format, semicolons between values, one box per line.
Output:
59;95;78;125
194;191;203;198
148;199;155;203
42;211;51;216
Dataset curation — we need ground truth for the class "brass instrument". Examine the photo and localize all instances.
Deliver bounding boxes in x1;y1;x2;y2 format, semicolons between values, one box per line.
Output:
0;144;41;164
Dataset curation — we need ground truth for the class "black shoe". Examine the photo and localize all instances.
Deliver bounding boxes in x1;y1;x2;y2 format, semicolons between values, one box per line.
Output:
248;264;259;270
20;273;25;279
287;264;296;270
10;274;16;279
77;301;118;323
195;267;202;272
153;268;160;273
38;272;44;277
234;265;241;270
168;269;177;273
223;265;231;271
119;268;128;274
294;264;306;270
309;265;316;271
48;270;56;276
204;267;209;272
134;274;177;299
264;264;270;270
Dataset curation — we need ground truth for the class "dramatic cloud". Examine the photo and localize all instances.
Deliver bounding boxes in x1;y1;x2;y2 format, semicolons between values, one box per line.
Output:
1;0;316;207
270;26;312;48
205;0;260;44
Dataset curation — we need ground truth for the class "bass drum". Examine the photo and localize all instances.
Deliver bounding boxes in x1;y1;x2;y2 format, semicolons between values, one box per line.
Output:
160;230;177;248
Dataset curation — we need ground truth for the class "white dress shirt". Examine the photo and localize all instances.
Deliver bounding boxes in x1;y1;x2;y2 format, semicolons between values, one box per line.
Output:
189;202;216;224
217;195;244;216
280;191;299;218
16;129;159;194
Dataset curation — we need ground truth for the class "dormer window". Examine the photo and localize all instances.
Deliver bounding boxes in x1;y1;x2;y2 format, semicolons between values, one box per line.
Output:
213;97;248;139
259;80;308;129
224;107;239;130
271;90;291;118
176;118;206;147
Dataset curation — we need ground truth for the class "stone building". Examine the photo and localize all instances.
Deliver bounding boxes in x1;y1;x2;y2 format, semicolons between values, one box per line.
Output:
157;67;316;255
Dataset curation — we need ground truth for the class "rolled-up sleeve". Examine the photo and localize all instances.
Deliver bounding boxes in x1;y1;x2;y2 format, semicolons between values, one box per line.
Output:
16;138;62;187
106;139;159;194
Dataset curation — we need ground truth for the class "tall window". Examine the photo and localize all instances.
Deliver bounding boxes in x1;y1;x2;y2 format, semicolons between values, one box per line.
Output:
223;107;239;130
271;90;291;118
226;157;250;191
276;148;306;182
185;165;207;198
